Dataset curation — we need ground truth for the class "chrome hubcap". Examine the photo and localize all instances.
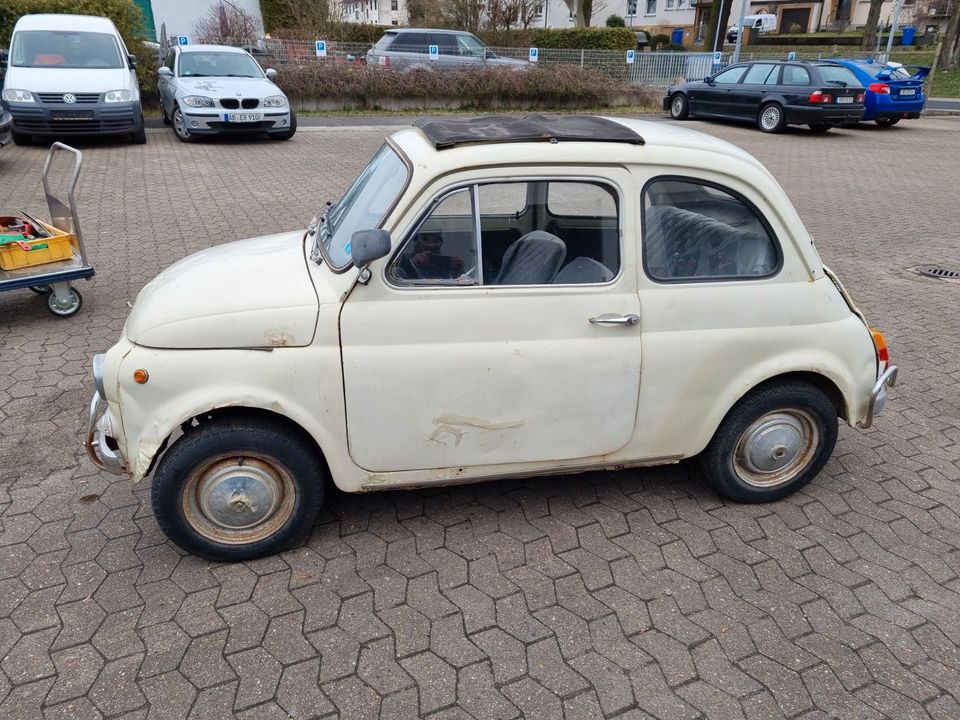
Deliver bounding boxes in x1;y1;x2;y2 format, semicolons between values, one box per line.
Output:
734;409;819;487
672;96;683;115
182;455;296;544
761;107;780;130
49;291;78;314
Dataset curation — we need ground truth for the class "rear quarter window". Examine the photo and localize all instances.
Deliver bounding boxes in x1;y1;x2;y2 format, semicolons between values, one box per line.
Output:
816;65;861;86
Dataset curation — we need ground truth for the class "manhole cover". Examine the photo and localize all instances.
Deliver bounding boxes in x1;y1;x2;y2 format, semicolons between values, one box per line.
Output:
916;265;960;280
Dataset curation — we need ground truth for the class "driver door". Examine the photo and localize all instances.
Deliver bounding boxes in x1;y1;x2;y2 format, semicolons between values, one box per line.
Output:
339;170;643;474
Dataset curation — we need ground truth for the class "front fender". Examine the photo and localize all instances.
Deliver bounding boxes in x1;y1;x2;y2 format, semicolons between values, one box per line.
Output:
114;344;347;483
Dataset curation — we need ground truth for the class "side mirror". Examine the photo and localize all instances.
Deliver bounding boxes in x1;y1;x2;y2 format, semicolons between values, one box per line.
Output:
265;68;277;80
350;229;391;268
127;53;138;69
157;66;173;77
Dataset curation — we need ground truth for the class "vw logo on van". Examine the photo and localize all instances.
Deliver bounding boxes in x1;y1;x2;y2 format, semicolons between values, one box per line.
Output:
63;93;77;104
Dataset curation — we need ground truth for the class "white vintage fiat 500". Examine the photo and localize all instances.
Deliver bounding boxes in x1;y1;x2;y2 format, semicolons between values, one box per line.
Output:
87;115;897;560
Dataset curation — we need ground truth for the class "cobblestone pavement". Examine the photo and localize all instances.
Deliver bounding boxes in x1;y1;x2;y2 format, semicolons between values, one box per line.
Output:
0;116;958;720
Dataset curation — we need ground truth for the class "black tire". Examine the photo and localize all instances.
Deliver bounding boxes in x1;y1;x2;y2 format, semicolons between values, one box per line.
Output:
130;117;147;145
875;116;900;128
269;110;297;141
699;381;838;503
151;414;325;560
669;93;689;120
46;287;82;317
757;103;786;133
808;123;831;133
11;129;31;146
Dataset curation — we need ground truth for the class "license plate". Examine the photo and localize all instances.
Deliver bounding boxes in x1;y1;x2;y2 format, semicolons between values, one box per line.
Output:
224;113;262;123
51;110;94;120
899;88;916;96
836;96;854;104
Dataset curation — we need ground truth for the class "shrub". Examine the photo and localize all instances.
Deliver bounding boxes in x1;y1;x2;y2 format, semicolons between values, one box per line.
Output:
606;15;626;27
651;33;670;49
271;23;388;44
0;0;158;93
532;27;637;50
665;42;685;51
270;62;659;110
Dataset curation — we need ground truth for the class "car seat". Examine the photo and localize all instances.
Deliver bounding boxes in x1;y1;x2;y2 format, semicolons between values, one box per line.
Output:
494;230;566;285
553;257;614;284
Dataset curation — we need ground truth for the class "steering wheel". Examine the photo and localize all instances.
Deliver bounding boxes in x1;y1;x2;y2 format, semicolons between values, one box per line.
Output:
398;252;425;280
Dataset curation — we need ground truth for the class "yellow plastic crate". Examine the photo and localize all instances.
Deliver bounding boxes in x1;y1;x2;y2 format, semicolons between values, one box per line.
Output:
0;220;74;271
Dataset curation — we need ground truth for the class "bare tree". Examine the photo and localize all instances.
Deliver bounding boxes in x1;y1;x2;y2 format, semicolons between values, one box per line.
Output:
271;0;344;35
193;1;260;43
937;0;960;68
861;0;885;50
703;0;733;53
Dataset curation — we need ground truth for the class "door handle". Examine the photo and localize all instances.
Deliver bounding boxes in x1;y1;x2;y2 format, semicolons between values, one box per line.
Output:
589;314;640;327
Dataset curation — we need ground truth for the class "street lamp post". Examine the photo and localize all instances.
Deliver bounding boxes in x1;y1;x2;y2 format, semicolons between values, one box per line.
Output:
732;0;749;63
712;0;727;55
882;0;907;63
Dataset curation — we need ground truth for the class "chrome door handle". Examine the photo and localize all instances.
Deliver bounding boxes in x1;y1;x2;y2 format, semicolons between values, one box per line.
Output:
589;313;640;327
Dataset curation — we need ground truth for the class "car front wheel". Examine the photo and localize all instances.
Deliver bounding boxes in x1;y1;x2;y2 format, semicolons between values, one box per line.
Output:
171;106;196;143
757;103;786;133
269;110;297;141
699;381;838;502
669;93;689;120
151;414;325;560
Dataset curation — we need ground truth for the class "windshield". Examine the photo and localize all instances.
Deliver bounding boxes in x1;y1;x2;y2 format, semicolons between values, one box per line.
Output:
816;65;861;87
320;144;408;269
179;51;263;78
11;30;123;69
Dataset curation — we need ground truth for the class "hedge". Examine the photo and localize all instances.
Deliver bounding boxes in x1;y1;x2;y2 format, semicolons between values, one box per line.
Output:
270;62;659;109
0;0;157;92
270;22;389;44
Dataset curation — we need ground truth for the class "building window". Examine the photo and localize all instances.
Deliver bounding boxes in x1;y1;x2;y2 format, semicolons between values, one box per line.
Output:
665;0;674;9
645;0;656;14
391;0;398;8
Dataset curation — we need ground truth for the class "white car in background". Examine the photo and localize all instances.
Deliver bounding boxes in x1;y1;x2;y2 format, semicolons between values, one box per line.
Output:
156;44;295;142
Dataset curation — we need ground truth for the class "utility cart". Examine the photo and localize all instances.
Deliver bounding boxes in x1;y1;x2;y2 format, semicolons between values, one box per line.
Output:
0;142;93;317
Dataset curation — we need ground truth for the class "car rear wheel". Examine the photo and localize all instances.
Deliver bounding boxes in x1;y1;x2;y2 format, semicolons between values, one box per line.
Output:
172;107;196;143
808;123;831;133
875;116;900;128
757;103;786;133
669;93;689;120
699;381;838;502
151;414;325;560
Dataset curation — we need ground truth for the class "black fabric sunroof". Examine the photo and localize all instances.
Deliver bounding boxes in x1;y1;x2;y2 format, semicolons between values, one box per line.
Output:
414;114;644;150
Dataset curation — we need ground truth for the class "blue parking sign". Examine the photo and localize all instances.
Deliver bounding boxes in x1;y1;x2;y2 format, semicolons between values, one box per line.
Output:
177;36;189;46
429;44;439;61
626;49;635;64
787;51;797;60
315;40;327;57
713;51;722;65
529;47;538;63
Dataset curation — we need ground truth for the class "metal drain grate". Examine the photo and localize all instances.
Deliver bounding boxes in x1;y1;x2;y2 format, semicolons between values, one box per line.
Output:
917;266;960;279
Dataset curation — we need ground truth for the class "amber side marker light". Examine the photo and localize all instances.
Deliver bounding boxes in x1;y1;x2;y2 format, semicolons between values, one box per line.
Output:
870;329;889;368
133;369;149;384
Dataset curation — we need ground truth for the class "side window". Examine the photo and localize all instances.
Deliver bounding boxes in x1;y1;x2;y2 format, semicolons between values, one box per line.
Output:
764;66;781;85
438;35;457;55
743;63;775;84
390;189;476;285
643;178;780;282
782;65;811;86
713;67;746;84
389;180;621;287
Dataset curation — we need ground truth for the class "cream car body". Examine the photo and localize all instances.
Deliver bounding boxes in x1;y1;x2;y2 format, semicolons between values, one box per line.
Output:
87;116;895;559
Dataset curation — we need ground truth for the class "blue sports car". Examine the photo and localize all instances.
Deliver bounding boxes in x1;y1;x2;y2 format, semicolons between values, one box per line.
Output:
823;59;927;127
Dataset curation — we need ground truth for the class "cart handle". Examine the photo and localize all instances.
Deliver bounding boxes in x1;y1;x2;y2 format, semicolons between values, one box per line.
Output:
40;142;87;265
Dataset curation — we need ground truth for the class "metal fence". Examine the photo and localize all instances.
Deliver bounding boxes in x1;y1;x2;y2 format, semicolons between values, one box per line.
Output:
160;36;884;88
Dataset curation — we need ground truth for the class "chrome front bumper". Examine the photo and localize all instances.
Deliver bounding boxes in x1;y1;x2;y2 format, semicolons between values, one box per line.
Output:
860;365;898;429
85;392;126;475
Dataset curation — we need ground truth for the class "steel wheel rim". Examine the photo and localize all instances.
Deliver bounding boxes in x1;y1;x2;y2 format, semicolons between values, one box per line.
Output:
761;107;780;130
48;290;79;315
182;453;297;545
671;96;684;117
733;409;819;488
173;108;190;139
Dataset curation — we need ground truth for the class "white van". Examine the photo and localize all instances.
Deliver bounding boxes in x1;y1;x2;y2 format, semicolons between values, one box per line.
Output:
1;14;145;145
727;14;777;43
